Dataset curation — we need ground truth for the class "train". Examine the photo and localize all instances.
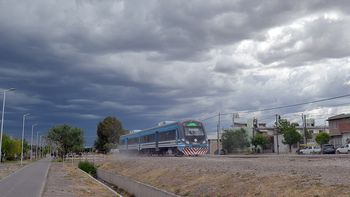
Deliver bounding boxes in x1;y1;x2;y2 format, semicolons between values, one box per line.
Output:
119;120;208;156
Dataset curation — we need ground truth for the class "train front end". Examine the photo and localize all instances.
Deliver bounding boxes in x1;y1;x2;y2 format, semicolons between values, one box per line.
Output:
177;120;208;156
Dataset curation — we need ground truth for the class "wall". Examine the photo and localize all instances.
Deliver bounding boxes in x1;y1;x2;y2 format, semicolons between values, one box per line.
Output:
274;134;298;153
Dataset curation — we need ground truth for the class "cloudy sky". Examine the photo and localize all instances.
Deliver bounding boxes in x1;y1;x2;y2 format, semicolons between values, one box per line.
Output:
1;0;350;145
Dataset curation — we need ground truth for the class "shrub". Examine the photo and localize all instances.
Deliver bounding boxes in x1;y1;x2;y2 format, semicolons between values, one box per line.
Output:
78;160;97;177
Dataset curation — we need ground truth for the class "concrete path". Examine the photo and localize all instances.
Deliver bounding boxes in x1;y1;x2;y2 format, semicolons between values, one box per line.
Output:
0;158;51;197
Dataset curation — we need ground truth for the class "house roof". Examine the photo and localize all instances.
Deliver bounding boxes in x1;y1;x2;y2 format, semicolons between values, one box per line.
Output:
327;114;350;121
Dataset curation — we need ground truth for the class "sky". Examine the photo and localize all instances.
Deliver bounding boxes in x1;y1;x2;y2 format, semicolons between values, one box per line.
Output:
1;0;350;146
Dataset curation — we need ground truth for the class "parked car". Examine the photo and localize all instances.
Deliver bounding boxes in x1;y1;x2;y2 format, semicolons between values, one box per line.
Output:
322;144;335;154
336;144;350;154
299;146;321;154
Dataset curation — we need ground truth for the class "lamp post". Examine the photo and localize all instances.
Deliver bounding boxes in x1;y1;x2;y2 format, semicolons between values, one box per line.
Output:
0;88;15;162
21;113;30;165
30;123;37;160
39;135;43;158
36;131;39;159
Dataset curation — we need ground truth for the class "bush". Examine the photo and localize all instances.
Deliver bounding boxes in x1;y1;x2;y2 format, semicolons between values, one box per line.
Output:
78;161;97;177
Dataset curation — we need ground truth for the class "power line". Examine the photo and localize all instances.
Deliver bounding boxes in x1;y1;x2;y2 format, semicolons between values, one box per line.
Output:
200;93;350;121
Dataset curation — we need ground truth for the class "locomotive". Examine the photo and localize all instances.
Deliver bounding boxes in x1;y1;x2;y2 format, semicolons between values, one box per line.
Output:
119;120;208;156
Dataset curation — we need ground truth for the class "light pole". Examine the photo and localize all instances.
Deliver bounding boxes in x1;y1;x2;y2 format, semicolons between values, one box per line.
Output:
30;123;37;160
36;131;39;159
0;88;15;162
21;113;30;165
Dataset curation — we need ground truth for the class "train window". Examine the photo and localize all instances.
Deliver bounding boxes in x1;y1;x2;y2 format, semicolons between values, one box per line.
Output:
148;134;155;142
159;130;176;141
140;134;155;143
184;127;204;136
127;138;138;145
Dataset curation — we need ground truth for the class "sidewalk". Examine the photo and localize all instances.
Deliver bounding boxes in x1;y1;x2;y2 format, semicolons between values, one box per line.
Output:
0;158;51;197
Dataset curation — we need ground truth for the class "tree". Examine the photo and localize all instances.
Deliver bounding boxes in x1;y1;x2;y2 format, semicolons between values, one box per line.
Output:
251;133;269;153
1;134;22;161
95;116;127;153
47;124;84;157
278;119;302;153
221;128;250;153
315;132;330;146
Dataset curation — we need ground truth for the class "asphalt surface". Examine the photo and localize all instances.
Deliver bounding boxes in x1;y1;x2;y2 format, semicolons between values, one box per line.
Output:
0;158;51;197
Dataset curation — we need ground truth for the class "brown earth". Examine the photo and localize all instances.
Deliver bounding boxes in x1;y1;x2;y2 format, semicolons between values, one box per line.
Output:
43;162;117;197
0;163;23;180
99;154;350;197
0;161;32;180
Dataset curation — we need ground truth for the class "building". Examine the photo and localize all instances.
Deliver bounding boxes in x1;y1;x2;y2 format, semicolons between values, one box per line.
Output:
327;114;350;147
305;118;315;127
207;119;272;154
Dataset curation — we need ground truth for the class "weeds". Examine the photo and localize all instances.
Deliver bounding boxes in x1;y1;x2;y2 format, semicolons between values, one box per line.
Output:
78;160;97;177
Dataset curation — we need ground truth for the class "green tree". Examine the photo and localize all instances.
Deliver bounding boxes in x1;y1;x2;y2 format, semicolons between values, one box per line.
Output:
315;132;330;146
47;124;84;157
1;134;23;161
278;119;302;153
251;133;269;153
95;116;127;153
222;128;250;154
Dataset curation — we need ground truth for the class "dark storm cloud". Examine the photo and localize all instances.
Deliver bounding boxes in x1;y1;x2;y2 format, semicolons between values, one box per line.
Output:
1;0;350;142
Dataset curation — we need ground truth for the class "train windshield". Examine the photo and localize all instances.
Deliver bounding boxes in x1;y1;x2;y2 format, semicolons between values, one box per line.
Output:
183;122;205;136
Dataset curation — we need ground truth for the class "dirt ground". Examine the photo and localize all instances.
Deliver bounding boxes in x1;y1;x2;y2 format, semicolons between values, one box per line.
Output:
43;162;117;197
0;161;30;180
100;154;350;197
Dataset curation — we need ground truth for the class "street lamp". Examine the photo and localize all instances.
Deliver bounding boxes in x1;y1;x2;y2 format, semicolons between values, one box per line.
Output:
36;131;39;159
21;113;30;165
0;88;15;163
39;135;43;158
30;123;37;160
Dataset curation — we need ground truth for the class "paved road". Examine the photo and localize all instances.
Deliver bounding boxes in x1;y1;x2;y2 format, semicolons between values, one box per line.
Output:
0;158;51;197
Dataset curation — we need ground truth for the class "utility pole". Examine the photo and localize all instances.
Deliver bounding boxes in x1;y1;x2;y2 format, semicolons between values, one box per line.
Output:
232;113;235;129
217;112;221;155
302;114;307;145
253;118;258;139
232;113;239;129
21;113;30;165
30;124;37;161
276;115;279;155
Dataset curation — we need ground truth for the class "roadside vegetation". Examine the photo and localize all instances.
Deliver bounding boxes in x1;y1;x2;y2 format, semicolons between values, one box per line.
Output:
251;133;269;153
315;132;330;146
94;116;128;153
278;119;302;153
47;124;84;157
1;134;29;161
78;160;97;177
221;128;250;154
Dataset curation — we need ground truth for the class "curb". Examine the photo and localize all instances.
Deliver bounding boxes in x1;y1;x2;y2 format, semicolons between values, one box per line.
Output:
39;159;51;197
78;168;123;197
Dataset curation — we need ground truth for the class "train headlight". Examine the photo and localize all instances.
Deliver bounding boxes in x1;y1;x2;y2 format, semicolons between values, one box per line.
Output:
202;140;207;144
185;141;190;144
181;138;185;141
194;138;198;142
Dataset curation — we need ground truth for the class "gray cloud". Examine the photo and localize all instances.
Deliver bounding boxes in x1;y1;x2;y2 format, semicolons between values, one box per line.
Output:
1;0;350;143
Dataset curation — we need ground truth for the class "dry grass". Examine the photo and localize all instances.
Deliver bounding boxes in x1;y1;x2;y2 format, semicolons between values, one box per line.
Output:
67;165;116;197
100;155;350;197
0;162;28;180
43;162;117;197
